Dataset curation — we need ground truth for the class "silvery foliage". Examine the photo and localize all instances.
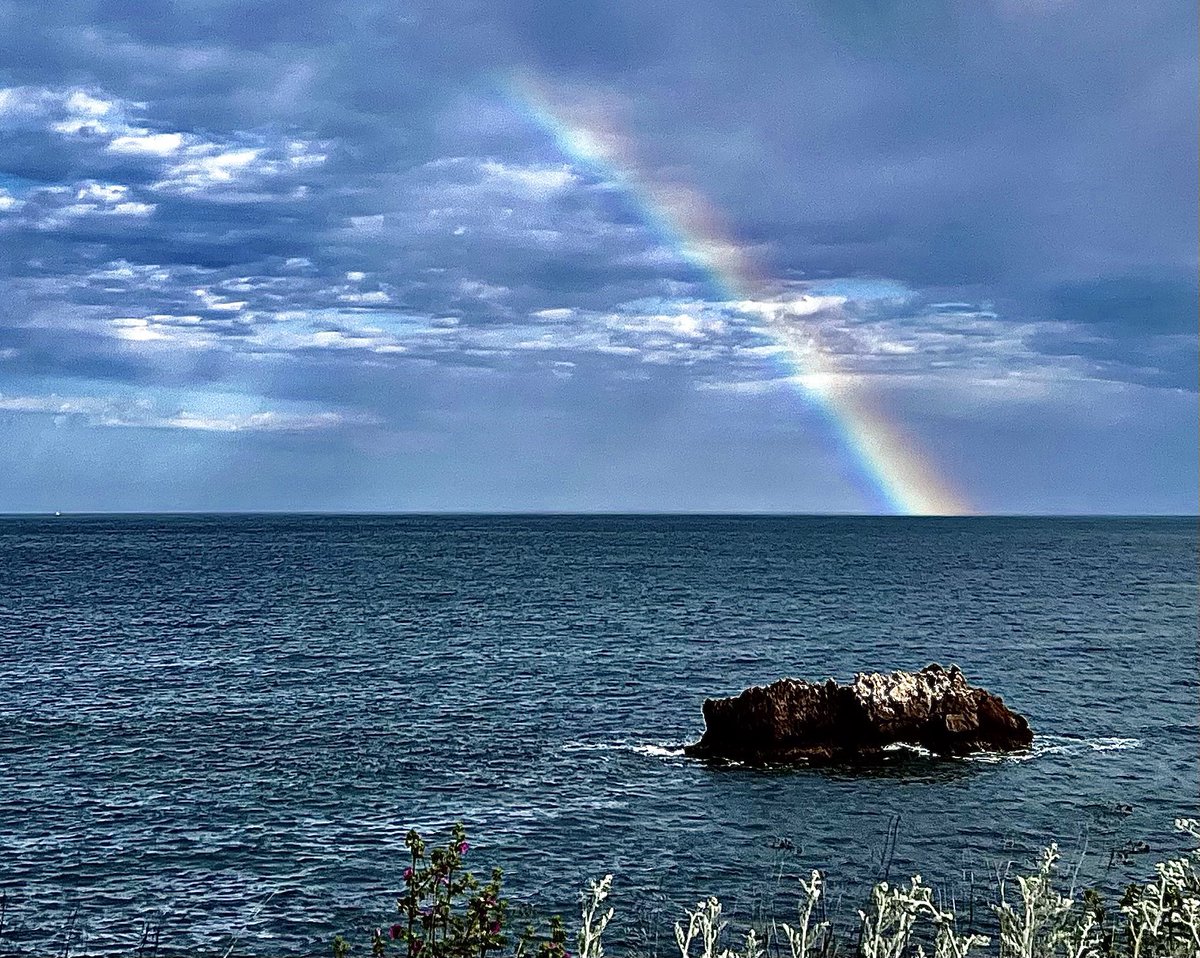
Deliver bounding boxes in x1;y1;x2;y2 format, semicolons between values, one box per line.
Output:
994;818;1200;958
673;896;730;958
857;875;988;958
666;871;832;958
994;844;1102;958
1116;819;1200;958
580;875;616;958
572;819;1200;958
778;871;832;958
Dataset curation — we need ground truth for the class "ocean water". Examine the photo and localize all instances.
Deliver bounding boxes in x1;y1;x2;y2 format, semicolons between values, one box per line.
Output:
0;515;1196;955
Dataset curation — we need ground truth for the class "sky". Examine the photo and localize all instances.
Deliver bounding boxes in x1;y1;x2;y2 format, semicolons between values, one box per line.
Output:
0;0;1195;514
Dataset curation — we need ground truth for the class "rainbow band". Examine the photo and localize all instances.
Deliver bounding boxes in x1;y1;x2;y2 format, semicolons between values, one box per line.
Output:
507;74;971;516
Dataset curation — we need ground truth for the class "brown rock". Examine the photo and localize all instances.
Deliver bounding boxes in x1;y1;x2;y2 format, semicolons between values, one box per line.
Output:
683;664;1033;765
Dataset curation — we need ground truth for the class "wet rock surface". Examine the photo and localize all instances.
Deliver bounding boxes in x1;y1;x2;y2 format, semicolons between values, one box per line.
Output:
684;664;1033;765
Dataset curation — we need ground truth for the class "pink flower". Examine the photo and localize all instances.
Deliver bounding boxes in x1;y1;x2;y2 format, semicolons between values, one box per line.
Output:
458;841;469;854
390;924;404;940
403;867;414;880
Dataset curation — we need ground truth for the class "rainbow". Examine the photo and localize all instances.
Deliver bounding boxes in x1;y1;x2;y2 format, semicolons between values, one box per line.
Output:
505;74;971;516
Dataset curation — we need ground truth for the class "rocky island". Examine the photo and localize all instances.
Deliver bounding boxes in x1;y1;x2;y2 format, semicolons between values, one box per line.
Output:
684;664;1033;765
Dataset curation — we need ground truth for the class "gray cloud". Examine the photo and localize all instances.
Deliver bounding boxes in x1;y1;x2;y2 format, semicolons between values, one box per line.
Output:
0;0;1193;511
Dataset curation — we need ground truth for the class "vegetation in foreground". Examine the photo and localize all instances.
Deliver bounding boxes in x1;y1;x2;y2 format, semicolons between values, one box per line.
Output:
338;820;1200;958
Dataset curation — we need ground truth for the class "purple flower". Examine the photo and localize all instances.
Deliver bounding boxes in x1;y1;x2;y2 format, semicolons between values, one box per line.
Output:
489;921;501;935
403;867;414;880
390;924;404;940
458;841;470;854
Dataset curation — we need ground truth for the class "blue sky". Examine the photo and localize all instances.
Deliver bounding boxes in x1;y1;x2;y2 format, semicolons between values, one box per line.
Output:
0;0;1194;513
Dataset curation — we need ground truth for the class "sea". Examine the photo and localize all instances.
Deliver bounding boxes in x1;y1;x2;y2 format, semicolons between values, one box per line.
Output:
0;515;1196;955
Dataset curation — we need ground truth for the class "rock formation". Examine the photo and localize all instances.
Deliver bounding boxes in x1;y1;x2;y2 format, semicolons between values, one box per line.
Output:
684;664;1033;765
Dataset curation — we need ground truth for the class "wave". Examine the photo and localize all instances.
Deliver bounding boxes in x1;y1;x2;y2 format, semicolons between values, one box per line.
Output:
1088;736;1143;751
561;741;687;759
963;734;1144;764
1029;734;1143;756
564;735;1142;767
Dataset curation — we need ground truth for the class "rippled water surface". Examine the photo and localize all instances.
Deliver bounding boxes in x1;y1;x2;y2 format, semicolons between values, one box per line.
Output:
0;515;1196;955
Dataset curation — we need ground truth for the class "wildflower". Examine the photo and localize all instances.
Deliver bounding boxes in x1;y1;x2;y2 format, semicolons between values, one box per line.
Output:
390;924;404;940
403;867;414;880
490;921;501;934
458;841;470;854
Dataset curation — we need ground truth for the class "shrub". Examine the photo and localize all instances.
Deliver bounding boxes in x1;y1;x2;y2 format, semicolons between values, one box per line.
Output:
338;819;1200;958
336;824;571;958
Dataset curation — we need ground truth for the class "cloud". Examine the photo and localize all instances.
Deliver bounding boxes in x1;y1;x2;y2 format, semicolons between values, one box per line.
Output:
479;159;578;196
0;0;1192;511
0;390;374;432
108;131;184;155
154;146;263;192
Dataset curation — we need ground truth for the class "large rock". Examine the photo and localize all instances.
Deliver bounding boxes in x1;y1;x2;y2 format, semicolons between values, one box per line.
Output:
683;664;1033;765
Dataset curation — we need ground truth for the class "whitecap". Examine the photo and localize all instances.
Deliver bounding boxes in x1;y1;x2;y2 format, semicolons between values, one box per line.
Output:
629;743;687;758
1088;736;1142;751
562;741;687;759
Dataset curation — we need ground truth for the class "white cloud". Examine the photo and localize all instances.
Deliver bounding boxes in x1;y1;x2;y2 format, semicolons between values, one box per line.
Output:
163;410;364;432
346;213;385;234
0;391;373;432
731;294;848;319
458;279;508;300
338;289;391;304
51;91;122;136
111;317;170;342
644;312;721;338
77;182;127;203
90;261;172;283
152;138;328;195
479;159;578;196
0;87;28;116
108;131;185;156
57;181;156;218
155;146;263;192
286;140;327;168
0;84;329;205
64;90;115;117
193;288;247;312
109;314;210;345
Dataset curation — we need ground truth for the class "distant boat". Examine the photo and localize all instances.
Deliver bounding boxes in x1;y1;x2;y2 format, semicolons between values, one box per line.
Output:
54;511;61;517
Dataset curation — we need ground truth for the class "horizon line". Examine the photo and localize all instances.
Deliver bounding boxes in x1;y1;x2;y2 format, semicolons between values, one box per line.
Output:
0;510;1195;519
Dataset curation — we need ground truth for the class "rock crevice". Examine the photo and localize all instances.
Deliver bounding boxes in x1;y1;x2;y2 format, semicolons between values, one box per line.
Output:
684;664;1033;765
